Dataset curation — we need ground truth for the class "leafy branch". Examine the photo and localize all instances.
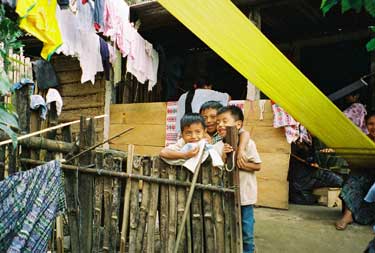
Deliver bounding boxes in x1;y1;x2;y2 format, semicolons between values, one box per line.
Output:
0;5;23;147
321;0;375;51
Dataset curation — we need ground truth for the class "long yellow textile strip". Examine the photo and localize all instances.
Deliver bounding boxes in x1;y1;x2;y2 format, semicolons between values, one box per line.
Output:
158;0;375;168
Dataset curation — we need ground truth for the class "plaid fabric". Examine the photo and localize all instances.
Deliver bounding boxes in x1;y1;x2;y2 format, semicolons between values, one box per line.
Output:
0;160;66;253
212;132;222;144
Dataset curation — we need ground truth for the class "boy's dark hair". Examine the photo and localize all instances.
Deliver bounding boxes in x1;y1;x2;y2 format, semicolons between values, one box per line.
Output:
199;100;223;113
185;76;210;114
180;113;206;132
366;111;375;124
217;105;244;121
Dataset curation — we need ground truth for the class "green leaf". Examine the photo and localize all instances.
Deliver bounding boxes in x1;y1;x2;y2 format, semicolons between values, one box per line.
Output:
0;105;19;129
364;0;375;17
366;37;375;51
341;0;352;13
321;0;340;15
349;0;364;12
0;123;18;149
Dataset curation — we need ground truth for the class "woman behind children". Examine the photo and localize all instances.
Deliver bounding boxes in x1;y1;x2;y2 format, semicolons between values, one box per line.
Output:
176;77;230;134
335;111;375;230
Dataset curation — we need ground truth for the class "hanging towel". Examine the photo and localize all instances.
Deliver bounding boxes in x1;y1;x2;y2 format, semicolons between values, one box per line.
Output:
0;160;66;253
16;0;62;60
32;60;59;90
30;95;48;120
46;88;63;116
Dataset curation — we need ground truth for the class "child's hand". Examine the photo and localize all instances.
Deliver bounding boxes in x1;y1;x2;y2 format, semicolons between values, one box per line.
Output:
237;159;248;169
223;143;234;154
184;146;199;159
236;149;247;167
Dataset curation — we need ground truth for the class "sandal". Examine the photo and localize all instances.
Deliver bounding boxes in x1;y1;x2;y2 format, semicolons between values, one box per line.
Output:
335;220;352;230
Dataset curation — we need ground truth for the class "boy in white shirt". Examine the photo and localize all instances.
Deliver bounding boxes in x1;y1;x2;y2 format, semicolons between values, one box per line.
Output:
215;105;261;253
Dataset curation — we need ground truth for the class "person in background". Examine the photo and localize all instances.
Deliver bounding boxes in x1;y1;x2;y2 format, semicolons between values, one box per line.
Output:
335;111;375;230
199;100;251;167
176;76;230;134
214;105;261;253
160;113;208;160
343;92;368;134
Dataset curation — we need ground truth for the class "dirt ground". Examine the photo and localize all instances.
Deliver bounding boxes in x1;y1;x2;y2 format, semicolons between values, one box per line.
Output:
254;204;374;253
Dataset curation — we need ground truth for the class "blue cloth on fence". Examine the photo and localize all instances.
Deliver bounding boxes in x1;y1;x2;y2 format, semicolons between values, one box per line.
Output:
30;95;48;120
11;78;34;94
0;160;66;253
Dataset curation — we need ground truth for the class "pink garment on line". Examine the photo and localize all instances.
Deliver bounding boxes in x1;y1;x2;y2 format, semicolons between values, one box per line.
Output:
343;103;368;134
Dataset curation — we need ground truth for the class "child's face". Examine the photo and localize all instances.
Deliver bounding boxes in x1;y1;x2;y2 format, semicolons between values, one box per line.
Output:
181;123;205;143
367;116;375;138
216;112;242;138
201;108;218;135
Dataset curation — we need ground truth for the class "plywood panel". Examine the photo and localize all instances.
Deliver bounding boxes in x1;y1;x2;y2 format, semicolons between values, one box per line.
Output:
110;143;161;156
257;178;288;209
258;153;290;181
110;103;167;125
110;124;165;147
243;100;273;127
244;126;290;154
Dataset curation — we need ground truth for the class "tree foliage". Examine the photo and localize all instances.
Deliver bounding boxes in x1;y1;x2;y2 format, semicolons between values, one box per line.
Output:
0;5;22;147
321;0;375;51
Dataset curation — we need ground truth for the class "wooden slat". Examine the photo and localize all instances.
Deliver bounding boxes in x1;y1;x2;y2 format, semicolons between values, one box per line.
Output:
245;126;290;154
110;124;165;147
257;178;289;209
110;103;167;125
257;153;290;181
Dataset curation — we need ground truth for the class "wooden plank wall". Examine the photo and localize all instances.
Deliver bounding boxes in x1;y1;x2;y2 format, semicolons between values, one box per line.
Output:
110;100;290;209
51;56;106;142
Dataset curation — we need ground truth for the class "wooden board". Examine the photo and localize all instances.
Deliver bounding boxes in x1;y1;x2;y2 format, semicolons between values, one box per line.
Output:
257;178;289;209
258;153;290;181
110;124;165;147
244;126;290;154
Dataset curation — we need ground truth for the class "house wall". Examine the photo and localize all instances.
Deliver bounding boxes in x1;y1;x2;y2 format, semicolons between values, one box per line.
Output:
51;56;106;142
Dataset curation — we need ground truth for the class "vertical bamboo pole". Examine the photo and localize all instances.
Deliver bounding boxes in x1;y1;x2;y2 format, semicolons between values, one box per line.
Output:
186;174;193;253
176;166;187;253
56;216;64;253
0;146;5;180
120;144;134;253
62;126;80;253
167;165;177;253
146;157;160;253
135;158;152;252
110;157;122;251
159;161;169;253
78;117;95;253
202;160;215;253
212;166;225;253
93;151;104;253
224;126;242;253
102;154;113;252
128;156;141;253
191;171;203;253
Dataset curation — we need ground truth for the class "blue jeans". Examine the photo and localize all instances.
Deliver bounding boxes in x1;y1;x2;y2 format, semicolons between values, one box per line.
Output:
241;205;254;253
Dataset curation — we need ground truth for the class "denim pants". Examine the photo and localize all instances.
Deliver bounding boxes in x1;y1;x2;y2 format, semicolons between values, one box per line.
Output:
241;205;255;253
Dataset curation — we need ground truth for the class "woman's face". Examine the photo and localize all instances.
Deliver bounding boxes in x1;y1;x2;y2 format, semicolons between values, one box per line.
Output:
367;115;375;138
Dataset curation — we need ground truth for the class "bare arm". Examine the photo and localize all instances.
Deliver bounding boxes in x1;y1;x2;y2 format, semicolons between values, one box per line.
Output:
237;130;251;166
239;162;261;173
159;147;199;160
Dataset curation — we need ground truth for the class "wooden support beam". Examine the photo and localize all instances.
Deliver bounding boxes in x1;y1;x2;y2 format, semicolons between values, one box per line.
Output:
78;116;96;253
17;136;78;153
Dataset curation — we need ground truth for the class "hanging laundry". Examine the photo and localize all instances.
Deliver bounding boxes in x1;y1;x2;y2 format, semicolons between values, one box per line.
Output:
94;0;105;31
57;0;70;9
272;103;311;144
30;95;48;119
32;59;59;90
148;49;159;91
343;103;369;134
0;160;66;253
246;80;260;101
76;0;95;32
103;0;130;42
56;7;103;84
46;88;63;116
16;0;62;60
99;37;111;81
11;78;34;95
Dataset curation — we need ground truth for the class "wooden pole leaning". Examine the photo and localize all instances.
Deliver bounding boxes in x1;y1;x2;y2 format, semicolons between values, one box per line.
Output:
173;149;206;253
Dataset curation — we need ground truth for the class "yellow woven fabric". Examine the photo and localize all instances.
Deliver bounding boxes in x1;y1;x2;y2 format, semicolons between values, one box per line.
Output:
158;0;375;168
16;0;62;60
